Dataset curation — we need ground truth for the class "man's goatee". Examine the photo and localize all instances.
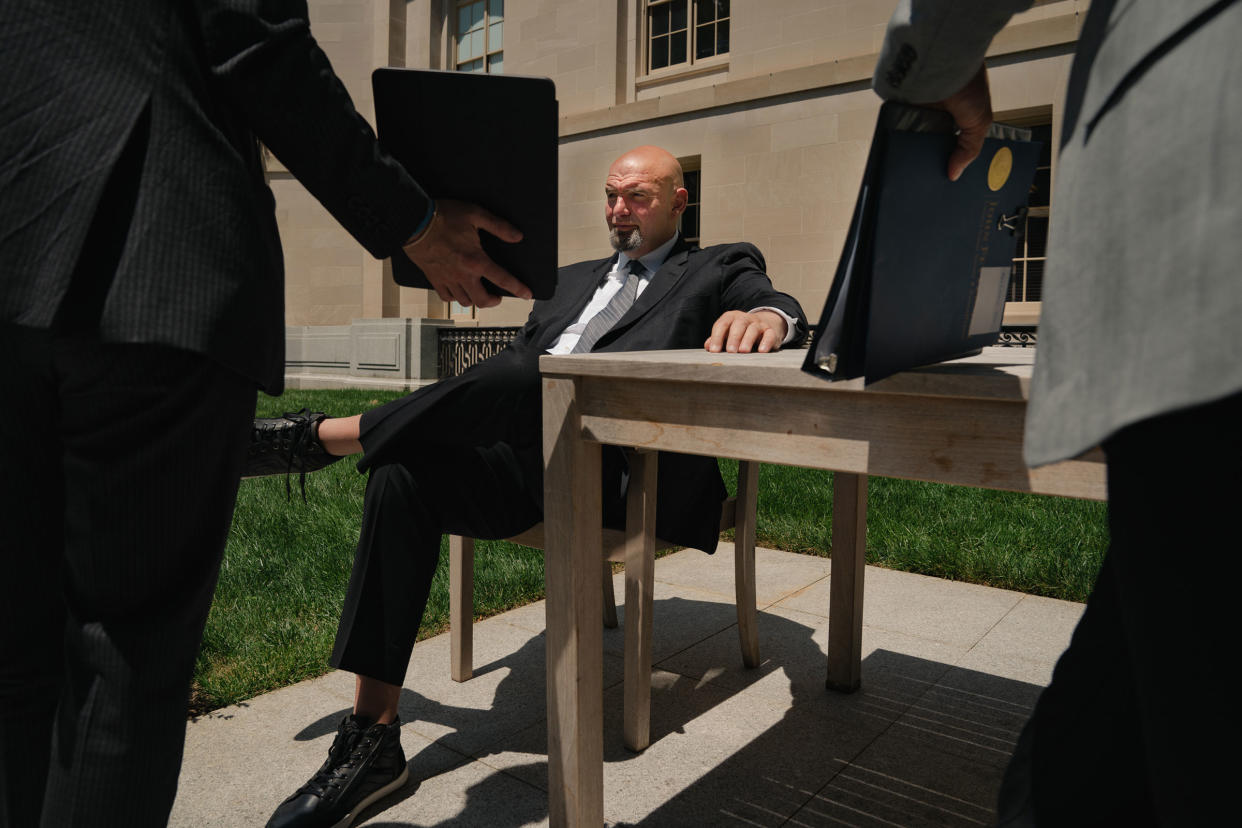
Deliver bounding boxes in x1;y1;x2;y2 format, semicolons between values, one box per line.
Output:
609;226;643;252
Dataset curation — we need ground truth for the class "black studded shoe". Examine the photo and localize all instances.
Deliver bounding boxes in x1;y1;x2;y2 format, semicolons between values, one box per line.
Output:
244;409;343;498
266;716;408;828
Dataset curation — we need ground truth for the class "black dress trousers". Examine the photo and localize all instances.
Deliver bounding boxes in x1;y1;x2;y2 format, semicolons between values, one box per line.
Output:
331;351;643;687
0;324;255;827
997;390;1242;826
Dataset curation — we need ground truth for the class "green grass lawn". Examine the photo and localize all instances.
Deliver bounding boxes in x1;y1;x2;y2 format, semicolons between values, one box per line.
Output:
192;389;1108;713
718;459;1108;602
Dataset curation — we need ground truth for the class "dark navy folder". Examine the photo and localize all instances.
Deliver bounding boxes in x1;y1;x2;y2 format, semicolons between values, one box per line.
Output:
803;102;1040;384
372;68;559;299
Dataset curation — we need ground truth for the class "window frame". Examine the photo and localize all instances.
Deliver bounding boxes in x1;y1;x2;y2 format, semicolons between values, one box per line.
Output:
997;109;1054;327
678;155;702;246
642;0;730;78
453;0;504;75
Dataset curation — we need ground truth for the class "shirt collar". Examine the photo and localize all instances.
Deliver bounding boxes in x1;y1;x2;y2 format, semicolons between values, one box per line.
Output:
620;232;680;277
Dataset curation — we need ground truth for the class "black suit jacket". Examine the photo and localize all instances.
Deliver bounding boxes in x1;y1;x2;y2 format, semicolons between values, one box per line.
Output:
359;238;807;553
0;0;431;392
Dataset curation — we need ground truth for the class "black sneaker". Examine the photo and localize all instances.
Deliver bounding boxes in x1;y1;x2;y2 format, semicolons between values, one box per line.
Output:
267;716;409;828
245;408;343;497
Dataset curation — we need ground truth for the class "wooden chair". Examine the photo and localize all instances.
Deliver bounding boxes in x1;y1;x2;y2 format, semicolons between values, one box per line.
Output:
448;453;760;751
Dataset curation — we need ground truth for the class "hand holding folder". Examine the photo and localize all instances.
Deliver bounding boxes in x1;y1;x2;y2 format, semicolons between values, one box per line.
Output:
803;102;1040;384
373;68;560;301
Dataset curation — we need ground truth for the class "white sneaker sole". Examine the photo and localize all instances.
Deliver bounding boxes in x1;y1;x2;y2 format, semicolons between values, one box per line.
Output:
330;765;411;828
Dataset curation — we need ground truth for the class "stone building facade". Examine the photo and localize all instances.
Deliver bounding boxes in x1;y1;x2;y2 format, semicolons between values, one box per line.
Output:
277;0;1084;388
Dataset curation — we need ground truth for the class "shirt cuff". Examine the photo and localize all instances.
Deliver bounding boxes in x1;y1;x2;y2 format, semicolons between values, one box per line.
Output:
748;306;798;345
404;200;437;244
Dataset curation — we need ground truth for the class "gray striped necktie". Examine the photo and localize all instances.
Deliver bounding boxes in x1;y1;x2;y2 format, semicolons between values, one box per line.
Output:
570;258;645;354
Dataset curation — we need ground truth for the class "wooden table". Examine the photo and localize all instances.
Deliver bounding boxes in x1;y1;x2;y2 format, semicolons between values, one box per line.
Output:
538;347;1106;826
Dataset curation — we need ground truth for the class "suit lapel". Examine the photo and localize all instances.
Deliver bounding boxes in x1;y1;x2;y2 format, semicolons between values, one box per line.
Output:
609;236;695;333
533;255;614;351
565;256;615;319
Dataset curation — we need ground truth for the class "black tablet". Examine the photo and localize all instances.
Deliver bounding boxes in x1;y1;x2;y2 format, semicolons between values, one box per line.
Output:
372;68;559;299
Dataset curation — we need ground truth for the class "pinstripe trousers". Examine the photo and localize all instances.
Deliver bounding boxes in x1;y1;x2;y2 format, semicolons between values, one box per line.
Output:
0;324;255;827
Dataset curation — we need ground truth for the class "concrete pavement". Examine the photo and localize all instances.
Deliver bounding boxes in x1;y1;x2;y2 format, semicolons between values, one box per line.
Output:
170;543;1082;826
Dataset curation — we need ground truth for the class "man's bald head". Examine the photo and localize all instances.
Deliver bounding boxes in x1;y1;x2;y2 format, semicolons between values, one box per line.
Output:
610;145;684;190
604;146;689;257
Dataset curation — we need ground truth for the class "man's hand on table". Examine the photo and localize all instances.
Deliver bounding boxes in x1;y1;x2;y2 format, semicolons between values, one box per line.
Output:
704;309;788;354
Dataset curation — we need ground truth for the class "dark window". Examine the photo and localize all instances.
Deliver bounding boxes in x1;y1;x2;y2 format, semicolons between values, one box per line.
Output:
679;157;701;244
1009;122;1052;304
647;1;728;73
695;0;730;60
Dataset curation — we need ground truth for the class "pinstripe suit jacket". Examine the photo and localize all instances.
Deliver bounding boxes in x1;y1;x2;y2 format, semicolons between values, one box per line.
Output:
874;0;1242;465
0;0;432;392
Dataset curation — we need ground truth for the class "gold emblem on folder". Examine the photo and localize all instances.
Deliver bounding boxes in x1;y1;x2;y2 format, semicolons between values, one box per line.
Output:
987;147;1013;191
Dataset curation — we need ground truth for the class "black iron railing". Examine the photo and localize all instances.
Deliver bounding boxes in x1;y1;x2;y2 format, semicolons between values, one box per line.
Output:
997;326;1038;347
437;326;522;379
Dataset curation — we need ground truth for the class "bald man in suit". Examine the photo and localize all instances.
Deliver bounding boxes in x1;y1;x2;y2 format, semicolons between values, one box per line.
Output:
259;146;807;828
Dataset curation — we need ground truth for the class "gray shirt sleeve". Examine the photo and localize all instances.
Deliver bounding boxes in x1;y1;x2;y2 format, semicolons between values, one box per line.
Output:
872;0;1035;103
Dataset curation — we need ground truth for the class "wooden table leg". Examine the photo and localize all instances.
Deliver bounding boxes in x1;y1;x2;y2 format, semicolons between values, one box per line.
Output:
734;460;760;669
449;535;474;682
623;449;657;752
827;471;867;693
542;376;604;827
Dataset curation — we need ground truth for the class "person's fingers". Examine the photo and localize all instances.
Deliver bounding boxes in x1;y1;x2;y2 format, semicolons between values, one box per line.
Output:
757;326;781;353
715;316;740;352
408;200;529;305
457;266;503;309
469;204;524;244
737;322;762;354
446;278;471;307
948;125;988;182
479;259;532;300
725;318;750;353
704;312;734;352
470;277;502;308
940;65;993;181
705;313;787;354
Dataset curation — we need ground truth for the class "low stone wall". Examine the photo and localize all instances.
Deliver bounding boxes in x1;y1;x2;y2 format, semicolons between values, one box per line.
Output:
284;318;453;390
